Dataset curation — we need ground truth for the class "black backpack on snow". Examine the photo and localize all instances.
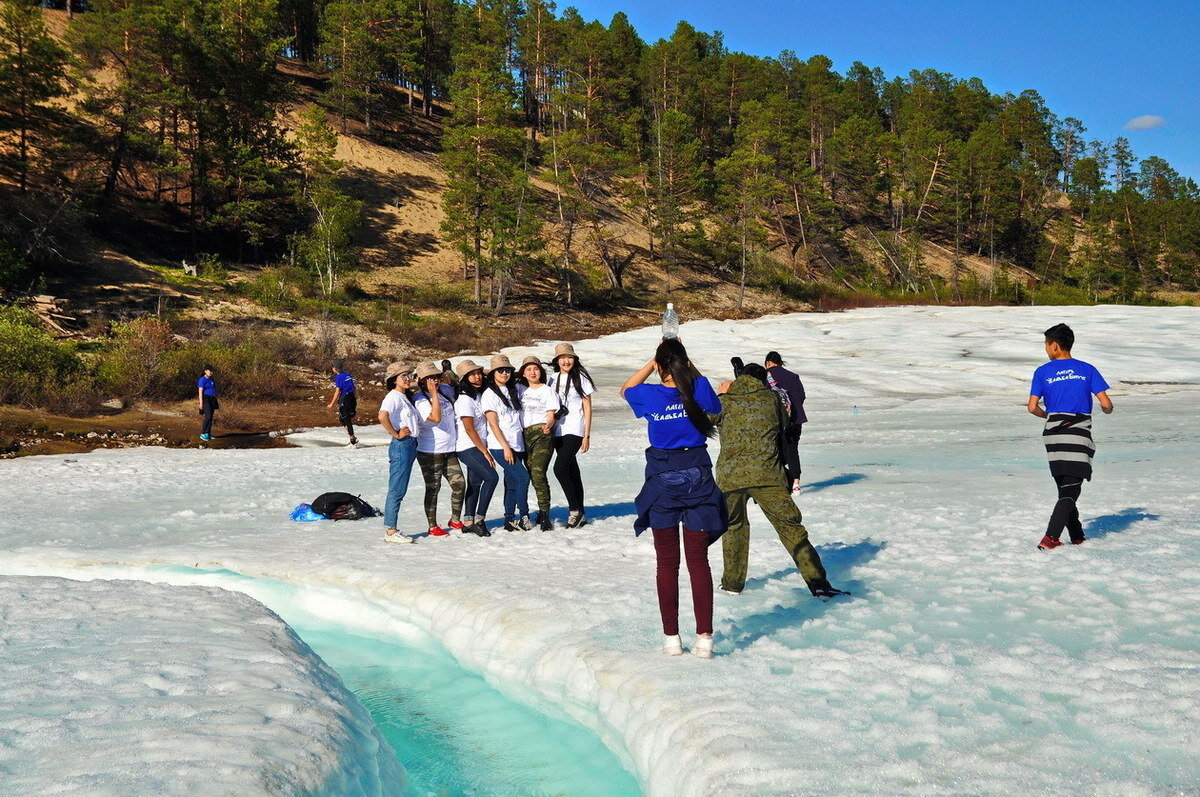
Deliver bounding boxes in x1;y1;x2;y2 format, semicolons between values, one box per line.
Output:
311;492;381;520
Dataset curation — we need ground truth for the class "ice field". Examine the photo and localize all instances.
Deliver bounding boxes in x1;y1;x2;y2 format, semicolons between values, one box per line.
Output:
2;305;1199;794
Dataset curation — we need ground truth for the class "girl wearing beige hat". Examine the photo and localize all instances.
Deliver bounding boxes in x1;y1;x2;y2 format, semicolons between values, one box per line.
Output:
453;359;498;536
549;343;595;528
379;363;420;543
412;360;466;537
517;355;561;531
481;354;532;531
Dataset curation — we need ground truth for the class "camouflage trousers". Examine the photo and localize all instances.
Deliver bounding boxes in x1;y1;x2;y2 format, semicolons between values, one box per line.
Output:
523;425;554;515
416;451;465;526
720;485;827;592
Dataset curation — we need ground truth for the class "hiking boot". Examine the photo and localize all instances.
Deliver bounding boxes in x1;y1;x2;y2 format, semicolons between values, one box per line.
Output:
448;520;466;532
565;511;587;528
518;515;534;531
384;530;413;544
428;525;449;537
503;519;521;532
465;521;491;537
536;513;554;531
663;635;684;656
810;582;850;599
1037;535;1063;550
692;635;714;659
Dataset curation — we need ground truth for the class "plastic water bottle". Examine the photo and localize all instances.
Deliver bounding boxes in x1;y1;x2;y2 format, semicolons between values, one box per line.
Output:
661;303;679;339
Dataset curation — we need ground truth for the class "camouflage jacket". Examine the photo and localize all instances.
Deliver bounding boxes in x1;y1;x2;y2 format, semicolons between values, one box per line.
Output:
710;374;788;491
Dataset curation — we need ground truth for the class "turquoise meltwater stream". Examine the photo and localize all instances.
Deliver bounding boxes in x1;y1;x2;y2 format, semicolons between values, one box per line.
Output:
148;566;642;796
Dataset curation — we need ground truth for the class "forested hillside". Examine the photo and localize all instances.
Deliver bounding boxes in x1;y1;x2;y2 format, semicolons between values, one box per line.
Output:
1;0;1198;425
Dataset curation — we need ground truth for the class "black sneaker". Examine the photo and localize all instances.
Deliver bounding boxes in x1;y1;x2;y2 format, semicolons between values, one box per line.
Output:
503;519;521;532
810;581;850;599
465;522;491;537
537;513;554;531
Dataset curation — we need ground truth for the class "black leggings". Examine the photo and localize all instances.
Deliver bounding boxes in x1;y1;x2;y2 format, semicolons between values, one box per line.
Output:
782;423;802;484
1046;474;1084;542
552;435;585;512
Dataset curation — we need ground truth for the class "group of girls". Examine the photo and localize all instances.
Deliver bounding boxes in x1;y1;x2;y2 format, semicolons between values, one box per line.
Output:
377;343;595;542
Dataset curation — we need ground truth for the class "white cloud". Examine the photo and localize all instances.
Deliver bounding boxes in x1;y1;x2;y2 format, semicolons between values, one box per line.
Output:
1125;115;1166;131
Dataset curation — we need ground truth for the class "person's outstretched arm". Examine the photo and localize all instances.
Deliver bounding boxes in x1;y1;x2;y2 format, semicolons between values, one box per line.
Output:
1027;395;1048;419
1096;390;1114;414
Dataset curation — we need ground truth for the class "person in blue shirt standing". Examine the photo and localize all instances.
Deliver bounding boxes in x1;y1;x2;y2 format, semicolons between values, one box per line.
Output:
197;366;218;442
1027;323;1114;550
327;359;359;448
622;338;726;659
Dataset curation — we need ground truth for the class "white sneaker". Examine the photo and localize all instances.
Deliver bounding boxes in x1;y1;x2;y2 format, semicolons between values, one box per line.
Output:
692;635;714;659
345;442;360;449
663;635;684;656
384;531;413;544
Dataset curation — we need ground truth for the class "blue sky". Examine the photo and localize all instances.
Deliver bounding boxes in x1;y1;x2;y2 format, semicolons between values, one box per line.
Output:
566;0;1200;180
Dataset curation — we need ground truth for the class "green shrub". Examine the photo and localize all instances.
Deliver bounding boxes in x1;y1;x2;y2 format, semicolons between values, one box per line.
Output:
95;317;176;398
0;306;84;405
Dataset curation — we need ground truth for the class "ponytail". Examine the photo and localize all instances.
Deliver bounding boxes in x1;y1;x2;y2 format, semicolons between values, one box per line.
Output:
655;339;715;438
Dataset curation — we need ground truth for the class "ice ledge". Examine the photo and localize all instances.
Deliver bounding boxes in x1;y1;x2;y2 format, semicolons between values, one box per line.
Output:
0;576;407;796
2;555;806;796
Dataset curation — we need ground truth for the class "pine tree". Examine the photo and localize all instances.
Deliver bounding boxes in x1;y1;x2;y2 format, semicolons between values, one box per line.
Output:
0;0;69;193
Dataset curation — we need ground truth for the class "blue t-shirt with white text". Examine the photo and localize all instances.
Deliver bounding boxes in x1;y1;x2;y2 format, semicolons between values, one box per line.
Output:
1030;358;1110;414
333;371;356;394
197;376;217;397
625;378;720;449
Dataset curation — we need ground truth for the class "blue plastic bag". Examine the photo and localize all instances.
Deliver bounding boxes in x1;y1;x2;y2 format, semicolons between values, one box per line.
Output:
290;503;328;522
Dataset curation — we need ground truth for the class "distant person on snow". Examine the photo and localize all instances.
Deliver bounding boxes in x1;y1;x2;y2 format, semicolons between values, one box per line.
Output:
197;365;218;442
1028;323;1113;550
327;359;358;448
622;338;725;659
712;364;846;599
764;351;807;492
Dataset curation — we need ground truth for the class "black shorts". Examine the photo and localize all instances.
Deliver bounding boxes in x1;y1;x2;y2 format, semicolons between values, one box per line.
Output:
338;393;357;425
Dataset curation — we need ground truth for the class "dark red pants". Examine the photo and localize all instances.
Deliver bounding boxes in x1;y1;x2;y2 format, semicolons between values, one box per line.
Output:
652;527;713;636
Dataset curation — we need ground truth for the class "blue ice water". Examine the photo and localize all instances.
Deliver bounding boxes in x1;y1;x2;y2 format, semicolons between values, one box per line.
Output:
149;566;641;796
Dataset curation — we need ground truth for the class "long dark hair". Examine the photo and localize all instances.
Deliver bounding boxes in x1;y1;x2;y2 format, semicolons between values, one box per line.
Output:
655;339;715;438
458;377;484;399
551;357;595;399
485;371;523;410
516;361;547;386
418;376;455;404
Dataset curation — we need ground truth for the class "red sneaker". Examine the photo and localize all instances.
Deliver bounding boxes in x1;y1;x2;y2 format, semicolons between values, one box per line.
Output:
1037;535;1063;550
428;525;449;537
448;520;466;531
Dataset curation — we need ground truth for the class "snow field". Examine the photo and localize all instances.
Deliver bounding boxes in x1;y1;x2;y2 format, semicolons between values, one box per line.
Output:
3;305;1199;793
0;577;405;795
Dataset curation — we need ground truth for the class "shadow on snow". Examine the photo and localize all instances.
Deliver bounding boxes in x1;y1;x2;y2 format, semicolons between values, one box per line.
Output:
1085;507;1160;538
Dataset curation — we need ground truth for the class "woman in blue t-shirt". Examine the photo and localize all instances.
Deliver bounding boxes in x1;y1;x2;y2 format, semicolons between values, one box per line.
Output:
621;338;726;659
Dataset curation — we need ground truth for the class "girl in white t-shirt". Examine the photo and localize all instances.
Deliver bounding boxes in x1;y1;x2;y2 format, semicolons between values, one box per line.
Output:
548;343;594;528
378;364;421;543
411;361;465;536
518;355;560;531
481;354;531;531
452;359;498;536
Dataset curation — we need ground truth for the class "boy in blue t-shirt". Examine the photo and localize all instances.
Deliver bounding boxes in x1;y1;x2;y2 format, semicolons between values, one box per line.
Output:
1026;324;1114;550
197;366;218;441
327;359;358;448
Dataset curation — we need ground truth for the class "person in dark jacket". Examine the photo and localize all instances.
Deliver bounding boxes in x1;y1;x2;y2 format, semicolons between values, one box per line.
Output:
764;351;807;492
622;338;725;659
713;365;846;599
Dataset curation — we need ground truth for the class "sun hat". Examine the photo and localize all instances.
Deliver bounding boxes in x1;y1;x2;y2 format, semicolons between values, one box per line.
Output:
553;343;576;360
520;355;543;368
487;354;514;373
384;362;409;380
415;361;441;380
455;359;484;378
